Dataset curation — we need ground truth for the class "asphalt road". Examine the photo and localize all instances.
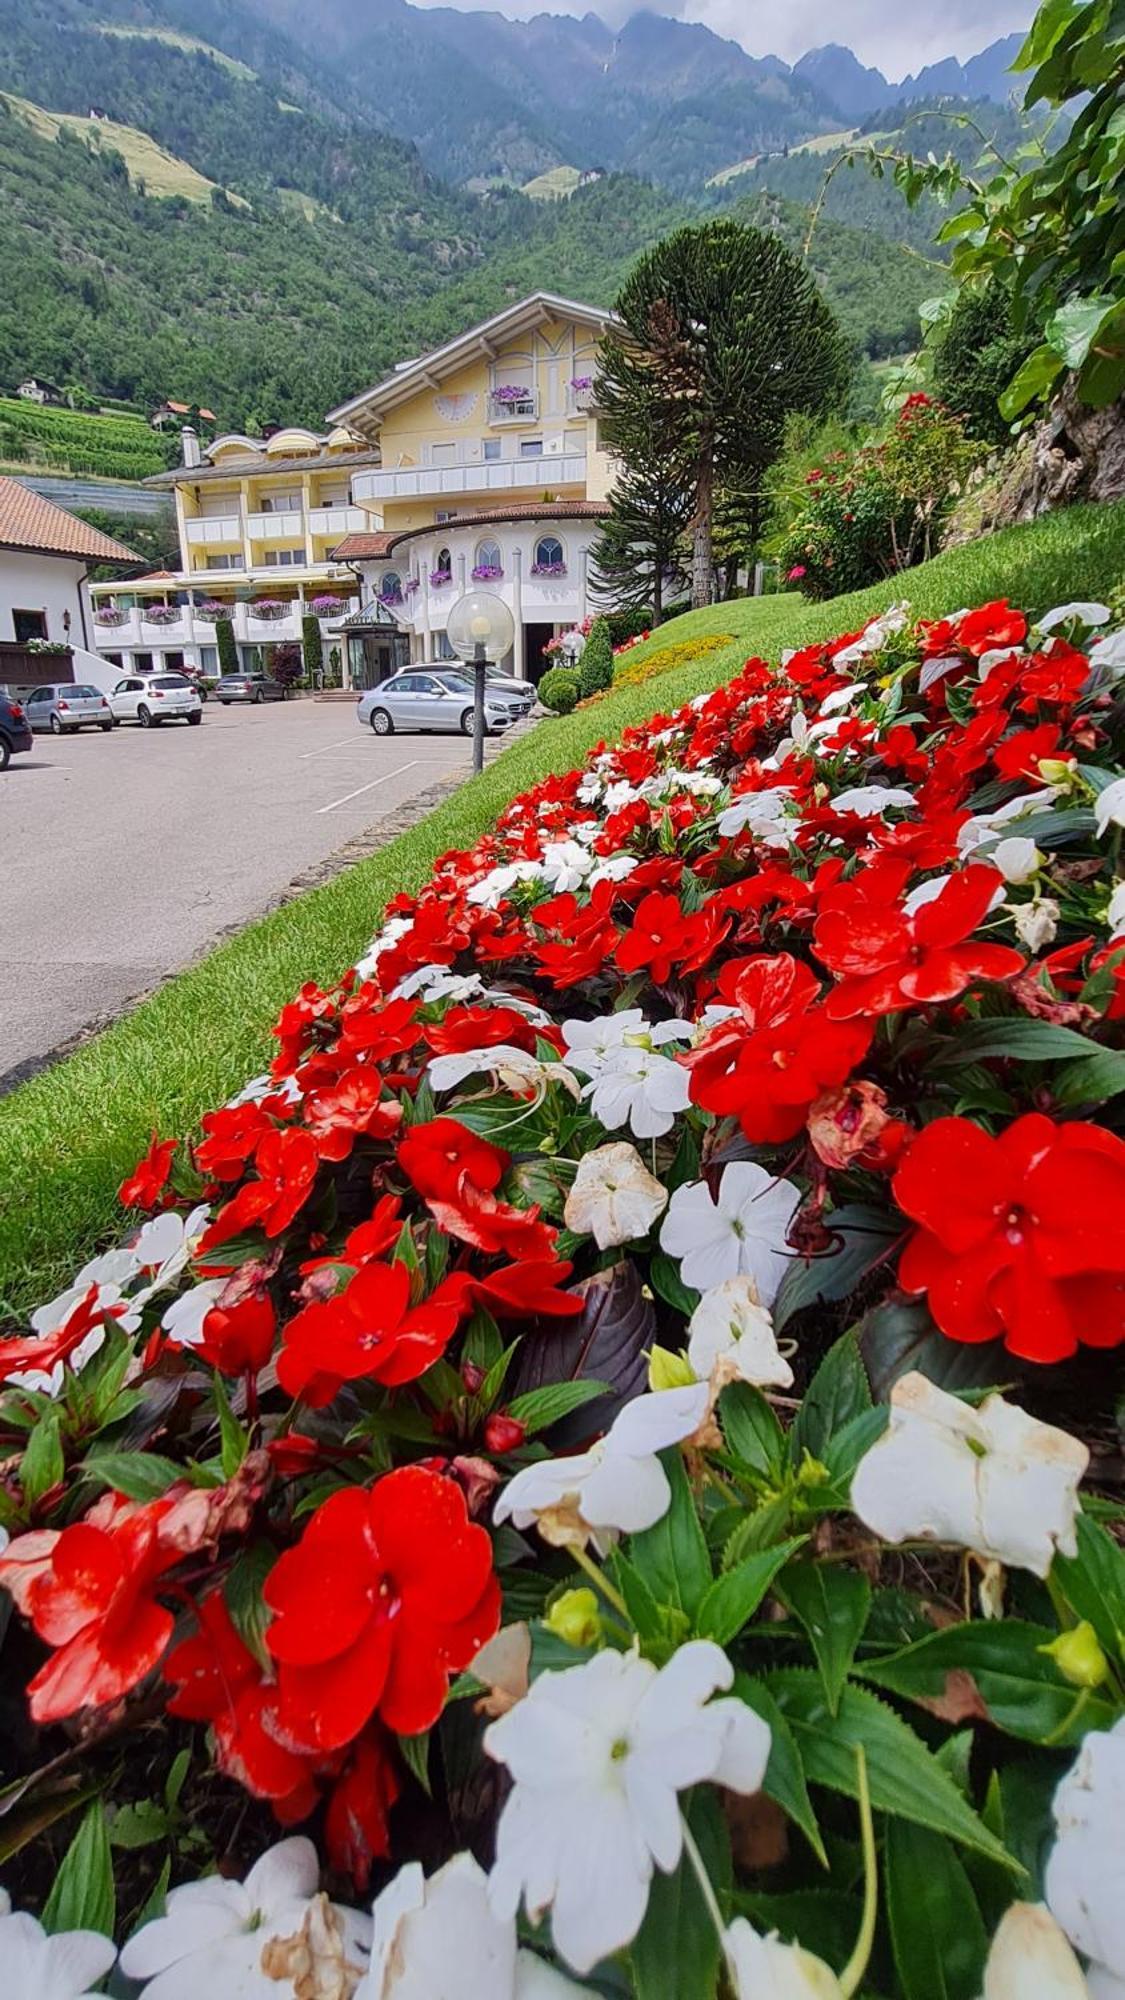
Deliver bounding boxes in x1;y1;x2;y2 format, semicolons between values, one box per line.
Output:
0;699;465;1080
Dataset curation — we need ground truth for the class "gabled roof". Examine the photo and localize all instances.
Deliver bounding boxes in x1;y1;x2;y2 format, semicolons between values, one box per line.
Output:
327;293;613;438
330;531;398;561
386;500;609;553
0;477;137;562
157;399;217;422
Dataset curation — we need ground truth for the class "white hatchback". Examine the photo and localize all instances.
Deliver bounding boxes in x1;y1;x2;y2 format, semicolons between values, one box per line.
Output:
109;673;203;728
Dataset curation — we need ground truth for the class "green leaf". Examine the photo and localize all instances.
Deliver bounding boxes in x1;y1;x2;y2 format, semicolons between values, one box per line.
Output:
732;1889;855;1971
224;1541;276;1671
397;1730;432;1796
695;1537;806;1648
164;1747;191;1814
774;1207;902;1332
648;1248;700;1317
859;1296;1004;1403
505;1378;609;1436
718;1380;784;1478
462;1308;503;1373
79;1450;184;1501
931;1018;1098;1064
42;1802;115;1938
778;1564;871;1715
790;1334;871;1466
107;1799;170;1850
859;1620;1118;1745
629;1448;712;1620
1050;1048;1125;1107
886;1820;988;2000
998;342;1062;419
630;1786;730;2000
213;1371;249;1480
764;1671;1016;1868
22;1407;64;1505
1054;1511;1125;1662
1047;293;1120;370
609;1549;667;1642
734;1675;826;1867
132;1854;171;1932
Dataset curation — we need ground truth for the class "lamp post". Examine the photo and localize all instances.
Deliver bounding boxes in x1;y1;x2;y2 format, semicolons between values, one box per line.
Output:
446;590;517;775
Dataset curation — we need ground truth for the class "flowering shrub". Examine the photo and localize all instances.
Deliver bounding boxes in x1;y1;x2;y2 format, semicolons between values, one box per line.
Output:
4;592;1125;1995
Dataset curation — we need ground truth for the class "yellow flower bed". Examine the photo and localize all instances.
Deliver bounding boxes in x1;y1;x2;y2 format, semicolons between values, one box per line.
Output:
577;633;734;706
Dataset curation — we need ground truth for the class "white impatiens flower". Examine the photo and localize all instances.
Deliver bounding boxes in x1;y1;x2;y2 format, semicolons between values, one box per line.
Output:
1011;897;1060;952
724;1917;843;1998
562;1010;691;1076
1046;1717;1125;1991
427;1046;581;1099
660;1162;800;1305
465;864;545;910
687;1276;793;1390
1094;778;1125;840
539;841;596;894
392;963;485;1002
563;1142;668;1249
1107;881;1125;937
982;1903;1094;2000
1037;602;1111;634
717;787;798;846
0;1887;117;2000
354;1853;588;1999
850;1372;1088;1579
587;852;639;890
1089;629;1125;677
118;1836;369;2000
493;1383;710;1554
582;1044;692;1140
485;1641;772;1975
161;1278;226;1348
988;835;1041;884
830;784;916;819
957;787;1059;857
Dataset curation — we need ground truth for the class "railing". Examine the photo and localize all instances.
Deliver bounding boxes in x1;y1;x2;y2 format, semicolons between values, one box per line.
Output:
308;505;367;537
567;384;596;415
0;640;74;689
488;390;538;423
246;509;305;541
350;453;586;506
184;516;242;545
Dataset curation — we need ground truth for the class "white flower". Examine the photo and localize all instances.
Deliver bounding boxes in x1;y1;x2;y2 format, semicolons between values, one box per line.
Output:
582;1044;692;1140
660;1163;800;1305
130;1204;212;1305
817;683;865;714
427;1046;581;1099
1094;778;1125;840
563;1143;668;1249
161;1279;226;1347
355;1853;588;1999
493;1382;710;1553
717;787;797;845
353;915;413;981
539;841;596;895
118;1836;368;2000
465;864;544;910
688;1277;793;1389
1046;1717;1125;1986
1038;602;1111;634
957;788;1059;857
989;835;1041;884
562;1011;691;1075
982;1903;1093;1999
831;784;916;819
724;1917;843;1997
1089;629;1125;676
392;963;484;1001
485;1641;772;1974
0;1889;117;2000
587;852;639;889
1011;897;1060;951
850;1372;1088;1578
1108;881;1125;937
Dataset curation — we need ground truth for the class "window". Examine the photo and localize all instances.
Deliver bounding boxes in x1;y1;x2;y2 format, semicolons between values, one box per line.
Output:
26;687;50;703
154;675;191;688
482;439;501;462
379;570;403;602
431;631;456;662
103;652;123;669
260;490;301;513
13;609;47;643
200;647;218;674
165;652;186;671
134;652;154;671
533;535;565;571
434;547;452;576
206;554;237;571
434;509;460;524
264;548;303;568
519;439;543;460
473;538;502;580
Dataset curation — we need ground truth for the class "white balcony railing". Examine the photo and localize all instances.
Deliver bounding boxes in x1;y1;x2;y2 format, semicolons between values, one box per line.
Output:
567;385;596;415
246;509;305;541
184;516;242;546
308;505;367;537
89;600;357;651
488;390;538;423
351;454;586;508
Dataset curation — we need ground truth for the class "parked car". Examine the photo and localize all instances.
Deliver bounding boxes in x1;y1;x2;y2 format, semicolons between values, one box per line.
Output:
423;661;534;708
357;670;526;737
216;672;285;705
109;674;202;728
24;683;113;735
0;692;32;770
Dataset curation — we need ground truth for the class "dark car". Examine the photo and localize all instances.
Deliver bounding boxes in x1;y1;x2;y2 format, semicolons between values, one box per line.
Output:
0;692;33;770
216;672;286;705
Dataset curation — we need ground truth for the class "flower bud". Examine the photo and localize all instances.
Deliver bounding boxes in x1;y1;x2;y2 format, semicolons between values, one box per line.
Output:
982;1903;1090;1999
1039;1621;1109;1689
483;1414;526;1456
461;1361;485;1394
545;1588;601;1649
648;1344;696;1391
1038;758;1079;789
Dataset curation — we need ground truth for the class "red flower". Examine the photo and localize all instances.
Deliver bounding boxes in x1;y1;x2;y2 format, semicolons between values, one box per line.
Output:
426;1176;557;1263
196;1290;277;1376
164;1592;320;1820
815;864;1024;1019
201;1127;320;1250
894;1112;1125;1361
277;1260;462;1405
302;1068;403;1162
423;1004;542;1056
194;1103;275;1181
264;1468;500;1749
396;1117;508;1203
119;1134;177;1211
614;890;730;987
0;1283;118;1388
686;955;872;1143
458;1255;580;1320
956;600;1028;657
0;1499;181;1721
324;1731;400;1890
992;722;1066;783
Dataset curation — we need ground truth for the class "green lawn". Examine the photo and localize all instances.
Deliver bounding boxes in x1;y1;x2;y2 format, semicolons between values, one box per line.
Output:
2;499;1123;1317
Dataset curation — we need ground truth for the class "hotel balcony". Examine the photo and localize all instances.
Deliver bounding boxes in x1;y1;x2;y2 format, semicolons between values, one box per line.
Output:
246;509;305;541
308;505;368;538
350;453;587;509
89;601;354;651
184;515;243;546
488;389;539;424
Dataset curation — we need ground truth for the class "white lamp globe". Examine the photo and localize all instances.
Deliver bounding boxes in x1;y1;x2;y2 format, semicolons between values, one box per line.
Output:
446;590;516;664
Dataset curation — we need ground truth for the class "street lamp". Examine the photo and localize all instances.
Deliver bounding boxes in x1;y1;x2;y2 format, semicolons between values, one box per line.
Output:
446;590;517;775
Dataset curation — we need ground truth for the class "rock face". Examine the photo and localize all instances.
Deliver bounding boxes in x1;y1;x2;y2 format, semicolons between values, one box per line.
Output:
945;388;1125;546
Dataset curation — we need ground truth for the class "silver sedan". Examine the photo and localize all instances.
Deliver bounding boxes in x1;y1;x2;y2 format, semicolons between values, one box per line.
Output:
357;669;528;737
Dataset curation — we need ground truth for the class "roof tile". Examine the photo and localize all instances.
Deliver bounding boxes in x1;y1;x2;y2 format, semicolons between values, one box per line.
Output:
0;477;138;562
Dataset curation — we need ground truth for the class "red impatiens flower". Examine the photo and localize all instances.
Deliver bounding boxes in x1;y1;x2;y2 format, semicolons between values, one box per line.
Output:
0;1498;181;1721
423;1004;543;1057
426;1175;557;1263
992;721;1067;783
302;1068;403;1162
264;1467;500;1749
893;1112;1125;1361
324;1730;401;1889
686;954;872;1143
164;1591;322;1822
0;1282;118;1388
201;1127;321;1251
396;1117;508;1203
193;1102;277;1181
956;599;1028;657
196;1289;277;1377
119;1133;177;1211
815;864;1025;1019
276;1259;463;1405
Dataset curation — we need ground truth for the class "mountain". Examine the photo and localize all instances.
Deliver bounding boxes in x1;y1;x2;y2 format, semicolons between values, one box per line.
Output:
791;45;894;122
792;33;1025;127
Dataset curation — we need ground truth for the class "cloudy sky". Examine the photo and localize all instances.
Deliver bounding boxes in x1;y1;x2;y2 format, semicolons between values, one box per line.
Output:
407;0;1035;79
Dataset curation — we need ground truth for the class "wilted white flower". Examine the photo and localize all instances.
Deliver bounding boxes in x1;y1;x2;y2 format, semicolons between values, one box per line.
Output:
831;784;916;819
582;1043;692;1140
1038;602;1111;634
724;1917;843;1997
428;1046;581;1099
717;787;798;845
850;1372;1088;1578
1089;629;1125;676
354;1853;587;1999
486;1642;771;1974
493;1382;710;1553
0;1887;117;2000
1011;897;1060;951
688;1277;793;1389
563;1142;668;1249
1046;1717;1125;1989
982;1903;1093;2000
660;1162;800;1304
1094;778;1125;840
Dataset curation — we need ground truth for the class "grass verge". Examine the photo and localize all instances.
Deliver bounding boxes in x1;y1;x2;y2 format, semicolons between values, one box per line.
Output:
2;499;1123;1315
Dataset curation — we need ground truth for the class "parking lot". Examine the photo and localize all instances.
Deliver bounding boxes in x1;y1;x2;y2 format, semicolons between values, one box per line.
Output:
0;699;466;1080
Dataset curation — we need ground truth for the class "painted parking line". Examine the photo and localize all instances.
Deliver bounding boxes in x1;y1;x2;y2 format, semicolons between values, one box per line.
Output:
299;737;359;759
316;760;420;815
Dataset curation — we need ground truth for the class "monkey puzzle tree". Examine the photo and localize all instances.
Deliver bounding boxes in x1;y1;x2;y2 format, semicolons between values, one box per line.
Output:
599;219;851;607
590;403;691;624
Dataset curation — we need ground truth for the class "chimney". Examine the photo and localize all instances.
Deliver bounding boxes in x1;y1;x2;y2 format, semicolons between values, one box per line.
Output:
181;425;201;469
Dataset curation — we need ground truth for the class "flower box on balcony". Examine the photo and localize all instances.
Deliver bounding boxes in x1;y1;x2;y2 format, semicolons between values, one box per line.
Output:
404;578;420;595
193;601;228;622
94;606;127;627
251;599;289;621
493;384;531;404
309;595;347;618
530;561;568;579
378;590;404;607
429;570;453;589
143;606;182;627
471;564;504;582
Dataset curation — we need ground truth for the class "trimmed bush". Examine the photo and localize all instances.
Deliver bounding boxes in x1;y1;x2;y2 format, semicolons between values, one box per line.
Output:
301;614;323;681
577;616;614;698
538;666;579;713
215;617;238;675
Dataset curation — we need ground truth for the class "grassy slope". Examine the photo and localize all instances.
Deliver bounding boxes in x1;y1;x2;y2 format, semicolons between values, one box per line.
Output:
2;499;1123;1315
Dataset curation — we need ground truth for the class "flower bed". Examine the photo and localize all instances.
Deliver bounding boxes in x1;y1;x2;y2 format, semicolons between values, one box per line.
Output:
3;592;1125;1996
604;630;733;697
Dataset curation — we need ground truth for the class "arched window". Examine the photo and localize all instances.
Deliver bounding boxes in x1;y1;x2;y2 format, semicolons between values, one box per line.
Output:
473;538;503;580
532;534;565;576
379;569;402;604
435;547;451;575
